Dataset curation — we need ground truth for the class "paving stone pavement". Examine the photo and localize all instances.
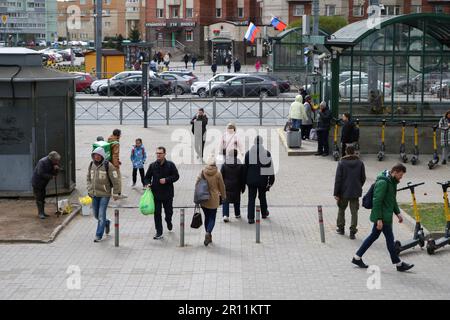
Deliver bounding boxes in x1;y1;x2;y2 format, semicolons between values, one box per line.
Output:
1;124;450;300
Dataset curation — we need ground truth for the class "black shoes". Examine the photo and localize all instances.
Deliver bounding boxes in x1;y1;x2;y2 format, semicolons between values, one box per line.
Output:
336;228;345;235
153;234;163;240
262;211;269;219
105;220;110;235
322;153;329;157
204;233;212;246
314;152;323;156
38;213;46;219
248;219;255;224
167;221;173;231
396;262;414;272
349;232;356;240
352;258;369;268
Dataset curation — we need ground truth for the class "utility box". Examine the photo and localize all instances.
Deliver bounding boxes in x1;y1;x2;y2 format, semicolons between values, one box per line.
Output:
0;47;77;197
84;49;126;78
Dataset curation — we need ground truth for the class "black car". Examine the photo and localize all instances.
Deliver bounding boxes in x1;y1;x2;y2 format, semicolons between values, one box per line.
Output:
98;75;172;96
209;75;279;98
251;74;291;93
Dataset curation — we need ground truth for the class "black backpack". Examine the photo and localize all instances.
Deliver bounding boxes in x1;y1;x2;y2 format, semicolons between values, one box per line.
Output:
362;183;375;209
352;126;360;142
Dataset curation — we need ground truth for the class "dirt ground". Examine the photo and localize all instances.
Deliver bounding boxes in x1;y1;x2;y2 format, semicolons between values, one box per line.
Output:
0;199;74;242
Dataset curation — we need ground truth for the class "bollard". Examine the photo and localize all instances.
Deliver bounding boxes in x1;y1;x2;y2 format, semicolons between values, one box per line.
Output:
256;205;261;243
318;205;325;243
114;209;119;247
180;208;185;247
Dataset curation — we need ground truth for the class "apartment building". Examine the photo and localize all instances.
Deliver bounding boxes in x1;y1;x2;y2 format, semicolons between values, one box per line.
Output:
0;0;57;43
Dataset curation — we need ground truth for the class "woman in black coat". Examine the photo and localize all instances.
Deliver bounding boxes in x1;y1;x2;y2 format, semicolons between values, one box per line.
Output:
220;150;245;222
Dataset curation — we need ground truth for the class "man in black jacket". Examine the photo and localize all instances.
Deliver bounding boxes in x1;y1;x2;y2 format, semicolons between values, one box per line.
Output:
31;151;61;219
245;136;275;224
144;147;180;240
341;113;357;157
190;108;208;159
315;101;332;156
333;145;366;239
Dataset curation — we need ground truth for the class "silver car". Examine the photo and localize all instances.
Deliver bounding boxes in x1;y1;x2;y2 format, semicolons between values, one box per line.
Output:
158;73;193;95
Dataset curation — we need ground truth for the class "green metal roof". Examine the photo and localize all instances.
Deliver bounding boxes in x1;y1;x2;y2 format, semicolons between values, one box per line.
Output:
270;27;329;41
326;13;450;48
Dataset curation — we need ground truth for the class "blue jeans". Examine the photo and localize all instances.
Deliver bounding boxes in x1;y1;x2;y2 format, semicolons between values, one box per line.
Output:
92;196;111;239
291;119;302;130
222;200;241;217
202;207;217;233
356;222;401;264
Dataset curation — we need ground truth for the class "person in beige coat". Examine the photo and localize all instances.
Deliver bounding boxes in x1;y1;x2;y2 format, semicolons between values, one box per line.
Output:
196;155;226;246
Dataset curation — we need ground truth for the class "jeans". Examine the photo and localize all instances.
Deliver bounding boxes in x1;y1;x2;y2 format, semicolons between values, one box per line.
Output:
154;198;173;236
92;196;111;239
317;129;330;154
356;222;401;264
222;200;241;217
202;207;217;233
247;186;268;220
337;198;359;233
132;167;145;185
291;119;302;130
33;186;46;215
301;124;313;140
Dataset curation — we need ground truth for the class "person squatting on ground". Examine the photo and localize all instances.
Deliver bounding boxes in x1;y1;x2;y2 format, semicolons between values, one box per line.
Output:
245;136;275;224
31;151;61;219
87;147;121;242
190;108;208;160
352;163;414;272
221;149;246;222
144;147;180;240
130;138;147;188
196;155;226;246
333;145;366;239
288;95;305;130
315;101;332;156
438;110;450;165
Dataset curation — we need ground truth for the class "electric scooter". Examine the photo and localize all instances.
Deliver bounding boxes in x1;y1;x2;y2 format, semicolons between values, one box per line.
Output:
394;182;426;255
377;119;386;161
410;123;419;165
441;127;449;165
332;118;340;161
400;120;408;163
428;125;439;169
426;181;450;255
354;118;360;156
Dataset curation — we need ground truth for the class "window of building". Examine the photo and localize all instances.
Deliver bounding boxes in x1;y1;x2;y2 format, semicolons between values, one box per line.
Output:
325;5;336;16
80;0;86;4
434;5;444;13
383;5;401;15
185;30;193;41
353;5;364;17
411;5;421;13
156;8;164;18
186;8;193;18
238;7;244;18
293;5;304;16
171;6;179;18
216;8;222;17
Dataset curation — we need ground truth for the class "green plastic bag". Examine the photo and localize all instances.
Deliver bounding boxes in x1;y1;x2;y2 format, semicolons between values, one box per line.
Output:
92;141;112;161
139;189;155;215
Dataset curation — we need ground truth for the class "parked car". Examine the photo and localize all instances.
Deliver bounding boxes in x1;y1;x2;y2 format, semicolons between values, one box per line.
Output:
71;72;96;93
396;72;450;94
72;47;84;57
339;77;391;98
37;40;47;47
250;74;291;93
430;79;450;97
91;71;142;92
191;73;245;98
57;50;72;61
339;71;368;83
164;69;198;82
98;75;172;97
208;75;279;98
158;73;192;95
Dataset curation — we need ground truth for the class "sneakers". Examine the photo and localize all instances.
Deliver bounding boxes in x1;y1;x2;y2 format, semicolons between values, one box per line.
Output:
235;215;241;219
248;219;255;224
349;232;356;240
262;211;269;219
105;220;110;235
38;213;46;219
336;228;345;235
204;233;212;246
223;216;229;223
94;237;102;243
131;182;136;187
351;257;369;268
396;262;414;272
167;221;173;231
153;234;163;240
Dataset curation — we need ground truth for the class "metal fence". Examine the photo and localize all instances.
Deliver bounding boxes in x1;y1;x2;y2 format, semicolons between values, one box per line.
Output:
75;96;291;125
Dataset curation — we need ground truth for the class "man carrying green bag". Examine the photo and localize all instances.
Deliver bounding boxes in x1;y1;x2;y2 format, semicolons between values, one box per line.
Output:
140;189;155;215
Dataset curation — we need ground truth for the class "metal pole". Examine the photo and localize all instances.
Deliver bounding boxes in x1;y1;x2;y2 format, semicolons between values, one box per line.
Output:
180;208;185;247
256;205;261;243
142;62;148;128
312;0;320;36
318;205;325;243
213;96;217;126
107;79;110;97
166;98;170;125
95;0;102;80
114;209;119;247
259;95;263;126
119;98;123;125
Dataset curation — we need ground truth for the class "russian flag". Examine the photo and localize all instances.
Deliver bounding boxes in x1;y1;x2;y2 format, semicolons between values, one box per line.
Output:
244;22;260;43
271;16;287;31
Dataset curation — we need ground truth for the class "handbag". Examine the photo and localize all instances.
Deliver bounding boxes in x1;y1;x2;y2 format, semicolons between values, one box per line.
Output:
190;205;203;229
309;128;318;141
194;172;210;204
284;120;292;132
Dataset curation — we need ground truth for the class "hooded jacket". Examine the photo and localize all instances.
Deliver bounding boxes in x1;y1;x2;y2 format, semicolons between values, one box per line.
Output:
107;134;120;168
87;147;122;197
196;164;226;209
244;137;275;188
130;145;147;169
370;170;401;224
288;95;306;120
302;101;313;125
333;155;366;199
220;129;244;156
32;156;57;189
221;157;245;203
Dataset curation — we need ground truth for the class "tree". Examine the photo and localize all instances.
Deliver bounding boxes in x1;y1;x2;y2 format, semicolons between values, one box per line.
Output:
129;26;141;43
286;16;348;35
116;34;124;52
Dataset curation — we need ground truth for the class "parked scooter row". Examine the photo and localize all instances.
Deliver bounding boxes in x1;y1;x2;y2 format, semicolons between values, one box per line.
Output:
396;181;450;255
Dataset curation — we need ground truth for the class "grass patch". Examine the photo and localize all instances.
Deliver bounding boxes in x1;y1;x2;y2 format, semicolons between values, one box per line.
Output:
399;203;447;232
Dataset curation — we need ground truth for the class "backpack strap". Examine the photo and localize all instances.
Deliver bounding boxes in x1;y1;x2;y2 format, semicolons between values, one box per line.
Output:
104;160;113;187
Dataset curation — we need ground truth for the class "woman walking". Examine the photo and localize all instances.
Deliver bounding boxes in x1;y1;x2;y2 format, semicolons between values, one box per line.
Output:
221;149;245;222
195;155;226;246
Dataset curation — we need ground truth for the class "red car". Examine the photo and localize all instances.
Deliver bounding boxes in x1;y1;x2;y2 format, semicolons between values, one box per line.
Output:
71;72;96;93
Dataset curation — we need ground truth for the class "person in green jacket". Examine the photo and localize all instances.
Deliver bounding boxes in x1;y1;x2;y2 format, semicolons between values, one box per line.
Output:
352;164;414;272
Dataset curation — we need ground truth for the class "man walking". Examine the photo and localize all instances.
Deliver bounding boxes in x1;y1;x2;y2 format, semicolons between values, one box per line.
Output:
144;147;180;240
245;136;275;224
341;113;357;157
352;163;414;272
108;129;125;198
31;151;61;219
334;145;366;239
190;108;208;159
315;101;332;156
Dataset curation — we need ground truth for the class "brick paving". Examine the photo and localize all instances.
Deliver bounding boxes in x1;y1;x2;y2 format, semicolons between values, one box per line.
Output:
0;124;450;300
